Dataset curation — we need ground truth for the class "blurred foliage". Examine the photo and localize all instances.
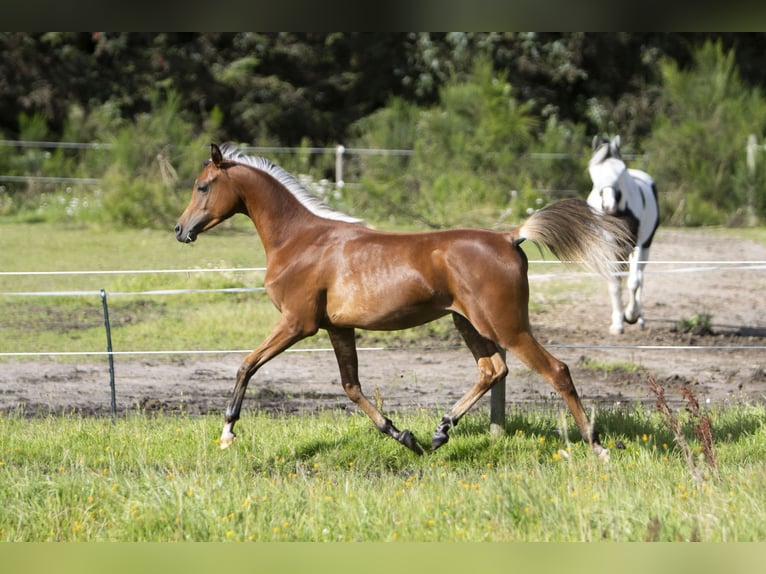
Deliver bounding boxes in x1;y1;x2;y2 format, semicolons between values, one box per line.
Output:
646;40;766;226
350;58;588;227
1;33;765;227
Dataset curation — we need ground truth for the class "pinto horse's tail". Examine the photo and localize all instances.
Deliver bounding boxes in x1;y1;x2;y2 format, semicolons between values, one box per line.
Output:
513;198;631;277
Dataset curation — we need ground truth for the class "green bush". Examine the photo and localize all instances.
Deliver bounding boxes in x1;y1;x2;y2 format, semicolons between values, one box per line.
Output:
0;92;222;226
98;91;222;228
6;40;766;230
350;58;579;229
646;40;766;226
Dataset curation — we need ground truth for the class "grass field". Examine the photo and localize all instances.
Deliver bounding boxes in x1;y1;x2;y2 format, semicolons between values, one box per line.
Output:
1;404;765;542
3;221;766;544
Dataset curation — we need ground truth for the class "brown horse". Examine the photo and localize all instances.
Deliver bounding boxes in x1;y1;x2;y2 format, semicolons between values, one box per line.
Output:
176;143;630;458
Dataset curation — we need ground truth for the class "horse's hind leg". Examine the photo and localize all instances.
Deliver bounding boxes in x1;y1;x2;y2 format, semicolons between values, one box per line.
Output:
327;326;424;455
507;330;609;459
432;314;508;450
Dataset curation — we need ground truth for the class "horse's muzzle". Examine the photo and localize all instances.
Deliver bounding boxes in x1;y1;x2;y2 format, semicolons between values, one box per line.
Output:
174;223;197;243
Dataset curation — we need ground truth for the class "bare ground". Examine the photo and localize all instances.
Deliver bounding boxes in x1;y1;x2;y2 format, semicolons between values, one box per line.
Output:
1;228;765;419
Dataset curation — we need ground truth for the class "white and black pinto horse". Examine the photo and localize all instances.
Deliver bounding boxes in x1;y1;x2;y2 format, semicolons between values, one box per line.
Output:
587;136;659;335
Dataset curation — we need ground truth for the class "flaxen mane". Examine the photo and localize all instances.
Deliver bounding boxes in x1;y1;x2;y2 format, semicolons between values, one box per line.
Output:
218;143;365;225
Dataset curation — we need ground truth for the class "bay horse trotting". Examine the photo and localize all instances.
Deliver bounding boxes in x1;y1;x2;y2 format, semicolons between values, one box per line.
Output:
588;135;660;335
175;143;630;459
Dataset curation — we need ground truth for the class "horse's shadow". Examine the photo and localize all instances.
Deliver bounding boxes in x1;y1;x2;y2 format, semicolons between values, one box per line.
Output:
247;403;764;473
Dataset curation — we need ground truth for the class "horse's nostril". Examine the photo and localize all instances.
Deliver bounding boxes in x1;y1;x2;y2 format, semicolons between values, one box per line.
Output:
174;224;182;236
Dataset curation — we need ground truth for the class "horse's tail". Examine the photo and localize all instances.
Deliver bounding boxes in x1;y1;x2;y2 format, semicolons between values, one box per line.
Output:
513;198;631;277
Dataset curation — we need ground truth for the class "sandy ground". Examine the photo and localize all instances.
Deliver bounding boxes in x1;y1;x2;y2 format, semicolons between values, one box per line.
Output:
1;228;764;420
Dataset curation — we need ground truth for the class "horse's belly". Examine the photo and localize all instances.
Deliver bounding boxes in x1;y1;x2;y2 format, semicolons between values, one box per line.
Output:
328;304;451;331
325;289;451;331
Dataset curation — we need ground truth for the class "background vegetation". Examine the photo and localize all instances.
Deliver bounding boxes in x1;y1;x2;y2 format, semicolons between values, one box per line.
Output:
1;33;765;229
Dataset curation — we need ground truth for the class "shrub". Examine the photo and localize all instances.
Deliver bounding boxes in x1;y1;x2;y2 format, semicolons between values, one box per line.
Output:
99;91;222;228
646;40;766;226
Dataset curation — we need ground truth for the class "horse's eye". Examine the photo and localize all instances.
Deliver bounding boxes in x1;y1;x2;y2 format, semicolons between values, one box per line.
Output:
197;183;210;193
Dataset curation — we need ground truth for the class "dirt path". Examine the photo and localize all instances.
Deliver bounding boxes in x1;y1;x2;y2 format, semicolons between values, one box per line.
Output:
1;228;764;418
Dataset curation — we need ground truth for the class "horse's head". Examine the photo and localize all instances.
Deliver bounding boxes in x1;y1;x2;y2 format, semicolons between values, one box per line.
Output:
592;135;622;160
175;143;244;243
587;135;628;216
593;184;623;216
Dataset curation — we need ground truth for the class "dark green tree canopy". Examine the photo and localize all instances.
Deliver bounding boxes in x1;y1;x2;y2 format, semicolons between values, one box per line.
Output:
2;32;764;147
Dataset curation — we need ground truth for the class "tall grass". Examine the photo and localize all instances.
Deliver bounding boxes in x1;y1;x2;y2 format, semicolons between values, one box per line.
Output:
1;405;765;541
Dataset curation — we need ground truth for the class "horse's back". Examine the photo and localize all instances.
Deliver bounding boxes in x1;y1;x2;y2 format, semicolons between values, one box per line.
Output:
320;226;527;331
627;168;659;248
627;168;655;188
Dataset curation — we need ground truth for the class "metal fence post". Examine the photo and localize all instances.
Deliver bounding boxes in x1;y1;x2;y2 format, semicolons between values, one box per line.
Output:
335;144;345;188
100;289;117;422
747;134;758;226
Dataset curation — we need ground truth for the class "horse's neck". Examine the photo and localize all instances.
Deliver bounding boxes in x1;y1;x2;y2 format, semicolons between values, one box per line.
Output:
590;159;627;191
617;169;640;201
239;168;321;253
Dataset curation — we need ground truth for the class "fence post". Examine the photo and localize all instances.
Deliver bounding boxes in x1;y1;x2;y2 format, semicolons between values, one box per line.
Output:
335;144;345;188
747;134;758;226
100;289;117;422
490;349;506;436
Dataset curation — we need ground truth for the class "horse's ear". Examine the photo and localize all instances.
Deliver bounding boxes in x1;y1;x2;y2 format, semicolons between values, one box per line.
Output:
592;135;600;150
612;135;621;151
210;143;223;167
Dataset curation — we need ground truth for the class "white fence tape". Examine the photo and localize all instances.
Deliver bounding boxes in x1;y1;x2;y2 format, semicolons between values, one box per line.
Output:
1;260;763;358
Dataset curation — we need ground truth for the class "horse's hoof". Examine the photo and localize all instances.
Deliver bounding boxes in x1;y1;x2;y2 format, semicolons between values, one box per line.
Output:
594;444;610;462
219;430;237;450
432;431;449;450
398;430;424;456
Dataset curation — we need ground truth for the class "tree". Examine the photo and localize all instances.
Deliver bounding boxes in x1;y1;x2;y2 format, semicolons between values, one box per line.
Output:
647;40;766;225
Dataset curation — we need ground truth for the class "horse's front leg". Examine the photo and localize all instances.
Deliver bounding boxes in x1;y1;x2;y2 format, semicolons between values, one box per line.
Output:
221;315;312;449
607;273;625;335
624;247;649;328
326;326;424;455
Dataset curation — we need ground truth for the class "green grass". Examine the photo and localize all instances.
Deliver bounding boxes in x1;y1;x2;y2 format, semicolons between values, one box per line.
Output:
578;357;640;374
1;405;765;541
0;220;297;356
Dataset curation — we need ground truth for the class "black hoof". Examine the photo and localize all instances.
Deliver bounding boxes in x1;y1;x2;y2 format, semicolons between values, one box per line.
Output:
398;430;424;456
432;431;449;450
623;314;639;325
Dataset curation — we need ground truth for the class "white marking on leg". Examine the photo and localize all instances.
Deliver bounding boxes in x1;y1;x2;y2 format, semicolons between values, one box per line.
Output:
220;422;237;449
608;275;624;334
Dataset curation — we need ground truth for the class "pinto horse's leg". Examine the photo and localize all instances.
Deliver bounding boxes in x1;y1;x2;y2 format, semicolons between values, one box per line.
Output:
608;273;625;335
507;330;609;460
326;326;424;455
220;314;313;449
624;246;649;329
432;314;508;450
